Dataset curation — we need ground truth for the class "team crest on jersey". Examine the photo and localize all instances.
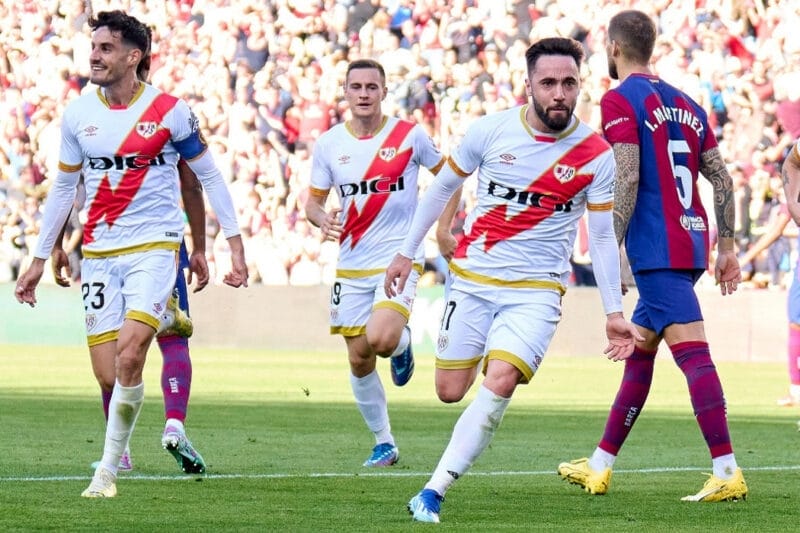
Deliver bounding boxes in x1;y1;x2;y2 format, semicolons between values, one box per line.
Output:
379;147;397;161
86;314;97;330
554;164;576;183
136;121;158;138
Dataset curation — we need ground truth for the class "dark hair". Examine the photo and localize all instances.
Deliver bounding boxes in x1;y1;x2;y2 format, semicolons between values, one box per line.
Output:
89;10;152;80
607;10;657;65
345;59;385;85
525;37;585;74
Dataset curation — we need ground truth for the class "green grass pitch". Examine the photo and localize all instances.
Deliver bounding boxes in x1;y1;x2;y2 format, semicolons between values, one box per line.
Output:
0;344;798;531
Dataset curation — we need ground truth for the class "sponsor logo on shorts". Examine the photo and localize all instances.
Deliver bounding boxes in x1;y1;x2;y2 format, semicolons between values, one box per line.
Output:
437;333;449;353
153;302;164;314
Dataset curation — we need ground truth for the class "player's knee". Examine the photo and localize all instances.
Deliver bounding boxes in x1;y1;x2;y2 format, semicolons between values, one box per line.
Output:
435;381;469;403
366;330;399;357
94;372;115;391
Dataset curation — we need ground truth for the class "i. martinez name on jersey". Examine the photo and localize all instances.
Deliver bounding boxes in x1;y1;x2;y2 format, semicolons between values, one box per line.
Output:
60;83;206;256
310;116;444;272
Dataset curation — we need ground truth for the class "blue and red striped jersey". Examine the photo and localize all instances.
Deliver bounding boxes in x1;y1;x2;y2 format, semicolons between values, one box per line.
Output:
601;73;716;273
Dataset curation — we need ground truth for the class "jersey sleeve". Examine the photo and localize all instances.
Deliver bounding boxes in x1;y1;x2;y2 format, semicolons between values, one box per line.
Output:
585;148;617;208
58;105;84;171
168;100;208;161
412;125;445;174
449;119;487;176
309;135;333;193
600;90;639;145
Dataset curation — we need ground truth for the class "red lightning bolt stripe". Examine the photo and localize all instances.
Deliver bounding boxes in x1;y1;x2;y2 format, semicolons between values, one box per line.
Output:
455;133;610;256
340;120;415;249
83;93;178;245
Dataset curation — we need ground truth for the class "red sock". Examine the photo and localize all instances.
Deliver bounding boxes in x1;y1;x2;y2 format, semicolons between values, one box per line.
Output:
158;335;191;423
598;347;657;455
101;389;112;421
788;325;800;386
671;340;732;458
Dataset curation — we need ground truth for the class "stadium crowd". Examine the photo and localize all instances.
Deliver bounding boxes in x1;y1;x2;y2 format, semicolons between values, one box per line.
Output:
1;0;799;287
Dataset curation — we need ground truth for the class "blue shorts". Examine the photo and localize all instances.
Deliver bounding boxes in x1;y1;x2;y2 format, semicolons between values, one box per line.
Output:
631;269;704;336
789;258;800;324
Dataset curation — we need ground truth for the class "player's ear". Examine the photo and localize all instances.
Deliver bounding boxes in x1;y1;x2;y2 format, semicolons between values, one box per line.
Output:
381;85;388;101
128;47;142;68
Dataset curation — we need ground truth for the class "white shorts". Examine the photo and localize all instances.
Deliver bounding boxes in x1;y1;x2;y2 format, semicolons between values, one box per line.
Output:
81;250;177;346
330;270;420;337
435;280;562;383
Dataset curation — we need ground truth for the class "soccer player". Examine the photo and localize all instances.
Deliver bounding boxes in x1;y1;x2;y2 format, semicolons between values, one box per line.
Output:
781;139;800;429
384;37;642;523
736;181;800;411
305;59;446;468
14;10;248;498
557;9;748;502
51;161;209;474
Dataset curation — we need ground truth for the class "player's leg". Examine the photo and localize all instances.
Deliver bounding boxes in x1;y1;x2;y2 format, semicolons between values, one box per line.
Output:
410;287;556;523
84;250;175;497
344;334;399;466
157;255;206;474
559;269;667;494
366;269;421;387
559;297;659;495
332;275;398;466
80;256;125;497
650;269;746;501
89;347;133;472
780;276;800;407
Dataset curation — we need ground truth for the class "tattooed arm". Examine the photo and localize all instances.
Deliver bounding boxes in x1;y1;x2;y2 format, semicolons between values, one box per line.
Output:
611;143;640;247
781;143;800;225
700;147;736;253
700;146;741;295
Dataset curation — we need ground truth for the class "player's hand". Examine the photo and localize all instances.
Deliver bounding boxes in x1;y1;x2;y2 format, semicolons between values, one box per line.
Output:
603;313;644;362
320;207;343;242
223;235;249;288
436;230;457;262
15;258;46;307
715;250;741;296
384;253;413;298
51;248;72;287
187;249;209;292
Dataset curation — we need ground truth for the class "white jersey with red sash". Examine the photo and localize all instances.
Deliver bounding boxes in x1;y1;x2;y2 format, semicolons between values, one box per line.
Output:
310;116;444;273
58;83;201;256
450;105;615;289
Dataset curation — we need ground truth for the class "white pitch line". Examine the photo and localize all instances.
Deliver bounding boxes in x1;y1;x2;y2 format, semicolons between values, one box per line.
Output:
2;464;799;483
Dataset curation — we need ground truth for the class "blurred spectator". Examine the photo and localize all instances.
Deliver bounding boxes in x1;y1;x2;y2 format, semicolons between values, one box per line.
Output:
2;0;799;288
